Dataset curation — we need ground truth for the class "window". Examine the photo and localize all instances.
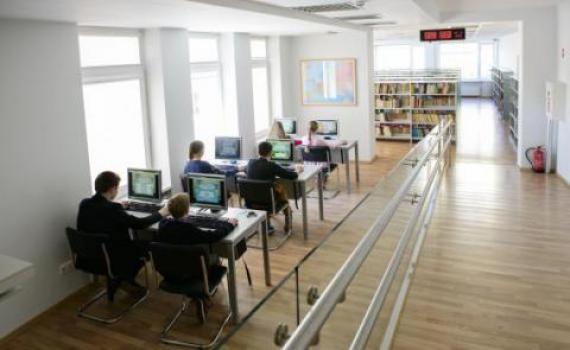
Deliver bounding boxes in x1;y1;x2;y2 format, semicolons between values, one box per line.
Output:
375;45;425;71
250;37;271;134
439;43;479;80
189;34;231;159
79;30;149;188
480;43;495;81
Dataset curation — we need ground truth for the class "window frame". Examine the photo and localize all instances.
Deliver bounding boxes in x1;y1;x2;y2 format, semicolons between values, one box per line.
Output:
374;44;426;71
188;32;225;109
79;28;152;193
250;36;272;139
437;41;495;82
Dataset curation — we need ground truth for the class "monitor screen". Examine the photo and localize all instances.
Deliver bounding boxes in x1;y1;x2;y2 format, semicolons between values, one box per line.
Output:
128;168;161;201
279;119;297;135
315;120;339;136
215;137;242;160
187;175;227;210
268;139;294;162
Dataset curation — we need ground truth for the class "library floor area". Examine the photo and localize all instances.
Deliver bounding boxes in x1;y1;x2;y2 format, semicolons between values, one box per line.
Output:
3;99;570;349
392;98;570;349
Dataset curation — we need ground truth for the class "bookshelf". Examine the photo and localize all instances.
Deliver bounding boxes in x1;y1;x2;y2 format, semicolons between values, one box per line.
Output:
374;70;460;142
492;67;518;144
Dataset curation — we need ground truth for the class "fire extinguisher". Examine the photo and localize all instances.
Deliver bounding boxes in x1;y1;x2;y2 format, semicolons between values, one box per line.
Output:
525;146;546;173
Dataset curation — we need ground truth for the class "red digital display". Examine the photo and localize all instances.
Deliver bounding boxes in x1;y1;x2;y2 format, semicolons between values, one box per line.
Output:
420;28;466;42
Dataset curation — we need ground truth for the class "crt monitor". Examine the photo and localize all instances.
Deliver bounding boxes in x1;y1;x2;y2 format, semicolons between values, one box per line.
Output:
267;139;294;162
187;174;228;211
128;168;162;202
277;119;297;135
215;137;242;160
315;120;339;136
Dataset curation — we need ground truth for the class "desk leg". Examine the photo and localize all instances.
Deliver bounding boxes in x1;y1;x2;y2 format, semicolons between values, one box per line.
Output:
300;182;308;240
344;149;352;194
317;171;324;221
355;143;360;183
261;219;271;286
227;248;239;324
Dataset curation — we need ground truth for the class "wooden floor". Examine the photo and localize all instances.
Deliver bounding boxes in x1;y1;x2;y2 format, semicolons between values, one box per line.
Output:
0;139;413;349
391;98;570;350
5;98;570;350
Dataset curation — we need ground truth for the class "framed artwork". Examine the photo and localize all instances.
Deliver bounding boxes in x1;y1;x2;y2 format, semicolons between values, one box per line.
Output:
301;58;357;106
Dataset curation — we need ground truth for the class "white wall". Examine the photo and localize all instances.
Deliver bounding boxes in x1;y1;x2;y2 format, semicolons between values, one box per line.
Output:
498;31;521;76
144;28;195;191
286;30;376;161
556;2;570;183
0;19;92;337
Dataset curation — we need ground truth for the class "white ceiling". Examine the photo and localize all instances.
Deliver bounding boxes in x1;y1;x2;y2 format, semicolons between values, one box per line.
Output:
433;0;561;12
0;0;363;35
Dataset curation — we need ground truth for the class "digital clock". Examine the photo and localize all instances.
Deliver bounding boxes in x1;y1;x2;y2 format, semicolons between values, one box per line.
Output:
420;28;466;42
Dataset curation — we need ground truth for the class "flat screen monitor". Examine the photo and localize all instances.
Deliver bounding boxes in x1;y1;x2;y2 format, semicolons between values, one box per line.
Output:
278;119;297;135
215;137;242;160
187;174;228;211
315;120;339;136
128;168;162;202
268;139;294;162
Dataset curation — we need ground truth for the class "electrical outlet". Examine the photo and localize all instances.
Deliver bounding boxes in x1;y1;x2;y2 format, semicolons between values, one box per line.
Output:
59;260;74;275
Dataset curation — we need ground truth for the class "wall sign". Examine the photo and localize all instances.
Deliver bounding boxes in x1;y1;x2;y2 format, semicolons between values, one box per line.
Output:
420;28;466;42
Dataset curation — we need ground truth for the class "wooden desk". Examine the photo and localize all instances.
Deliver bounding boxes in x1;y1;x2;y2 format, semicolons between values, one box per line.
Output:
0;254;34;303
129;208;269;324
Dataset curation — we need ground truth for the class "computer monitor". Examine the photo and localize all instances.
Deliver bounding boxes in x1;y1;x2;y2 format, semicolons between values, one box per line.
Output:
277;119;297;135
186;174;228;211
215;137;242;160
268;139;294;162
127;168;162;202
315;120;339;137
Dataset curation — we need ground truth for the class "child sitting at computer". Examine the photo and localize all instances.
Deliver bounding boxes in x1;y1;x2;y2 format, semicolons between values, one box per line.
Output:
302;121;346;148
184;140;240;175
157;193;237;264
267;120;291;140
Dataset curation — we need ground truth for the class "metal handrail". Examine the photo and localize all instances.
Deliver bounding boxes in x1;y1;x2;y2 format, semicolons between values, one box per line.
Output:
349;132;452;350
282;121;452;350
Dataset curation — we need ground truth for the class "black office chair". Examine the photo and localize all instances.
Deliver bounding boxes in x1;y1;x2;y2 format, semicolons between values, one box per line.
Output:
237;178;292;250
65;228;149;324
149;243;231;348
301;146;340;199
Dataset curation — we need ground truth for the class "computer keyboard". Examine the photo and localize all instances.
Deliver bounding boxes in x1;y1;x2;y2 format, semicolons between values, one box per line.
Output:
217;164;238;173
125;201;164;213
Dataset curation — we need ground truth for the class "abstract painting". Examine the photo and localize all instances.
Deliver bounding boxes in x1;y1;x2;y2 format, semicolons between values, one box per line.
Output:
301;58;356;105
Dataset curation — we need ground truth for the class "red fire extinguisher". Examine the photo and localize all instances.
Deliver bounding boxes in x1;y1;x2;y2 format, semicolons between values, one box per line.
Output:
525;146;546;173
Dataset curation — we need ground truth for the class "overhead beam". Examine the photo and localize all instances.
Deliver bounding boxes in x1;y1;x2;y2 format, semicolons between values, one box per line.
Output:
410;0;441;23
186;0;369;32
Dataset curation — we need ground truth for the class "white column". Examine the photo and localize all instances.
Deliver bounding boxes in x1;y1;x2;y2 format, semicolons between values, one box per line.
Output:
144;28;194;191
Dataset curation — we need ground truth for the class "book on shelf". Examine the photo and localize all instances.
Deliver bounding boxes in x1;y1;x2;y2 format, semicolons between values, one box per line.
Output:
375;83;410;94
410;96;455;108
375;96;410;109
412;82;456;95
376;111;409;123
412;112;455;124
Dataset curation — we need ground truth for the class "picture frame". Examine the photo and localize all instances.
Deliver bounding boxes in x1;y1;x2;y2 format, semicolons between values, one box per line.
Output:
301;58;357;106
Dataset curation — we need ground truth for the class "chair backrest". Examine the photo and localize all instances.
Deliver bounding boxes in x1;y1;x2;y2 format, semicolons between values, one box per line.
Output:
237;178;276;213
65;227;111;276
149;242;209;285
301;146;332;164
180;173;189;193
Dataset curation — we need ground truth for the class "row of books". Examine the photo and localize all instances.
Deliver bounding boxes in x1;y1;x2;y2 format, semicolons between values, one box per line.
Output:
412;127;434;139
412;112;455;124
412;83;456;95
411;96;456;108
378;125;410;137
375;111;409;123
375;96;410;109
375;83;410;94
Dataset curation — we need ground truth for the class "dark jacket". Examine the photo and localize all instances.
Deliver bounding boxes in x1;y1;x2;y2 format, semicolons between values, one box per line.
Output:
246;158;298;182
157;217;236;245
77;193;162;241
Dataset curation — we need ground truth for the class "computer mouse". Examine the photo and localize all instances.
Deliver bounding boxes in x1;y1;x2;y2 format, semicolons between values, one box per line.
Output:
247;211;257;218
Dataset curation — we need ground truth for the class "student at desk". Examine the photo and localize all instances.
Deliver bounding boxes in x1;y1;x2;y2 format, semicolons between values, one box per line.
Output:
267;120;290;140
77;171;170;301
184;140;239;175
302;121;346;148
246;141;299;232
